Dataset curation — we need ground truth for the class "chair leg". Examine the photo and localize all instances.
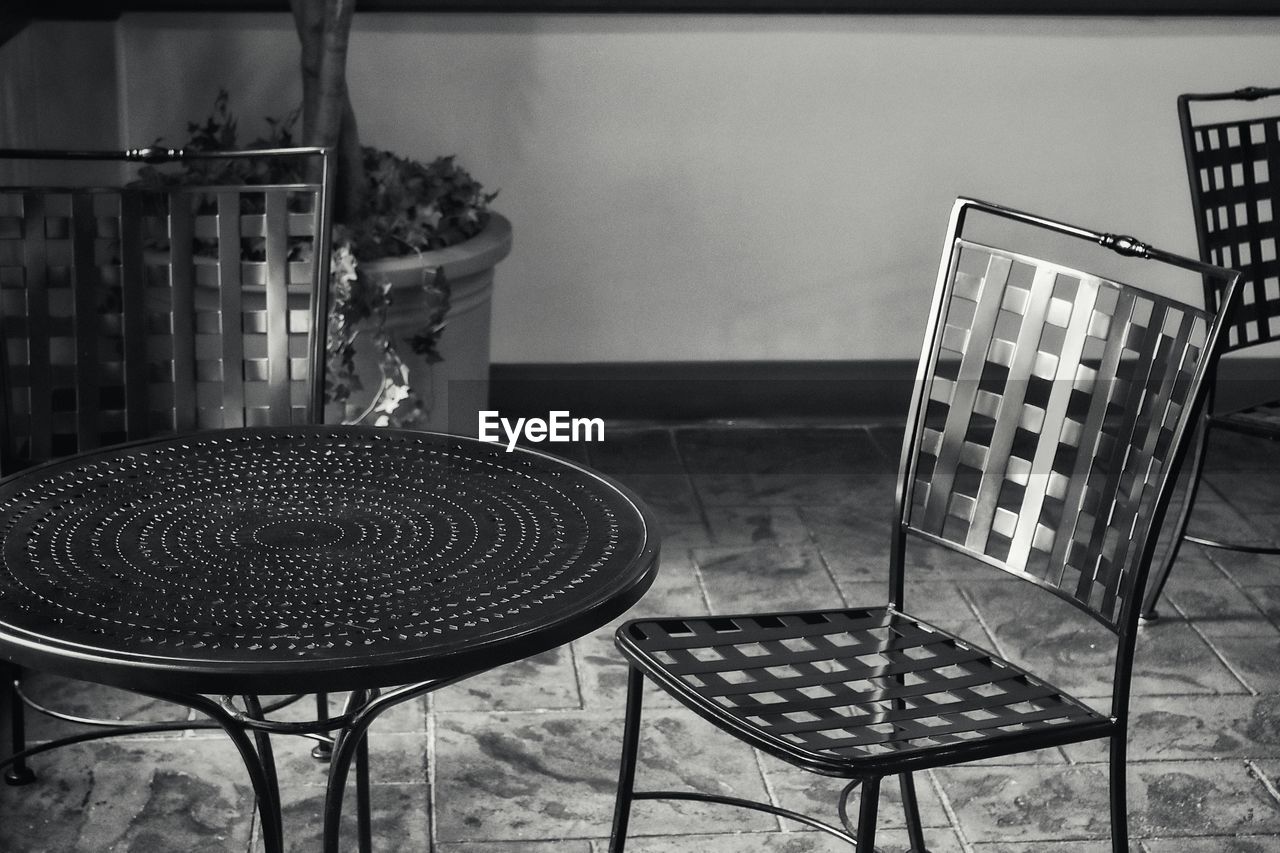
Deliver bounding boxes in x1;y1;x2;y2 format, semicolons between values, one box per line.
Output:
2;664;35;785
855;776;881;852
1109;733;1129;852
609;666;646;853
311;692;333;760
1141;415;1211;621
899;772;928;851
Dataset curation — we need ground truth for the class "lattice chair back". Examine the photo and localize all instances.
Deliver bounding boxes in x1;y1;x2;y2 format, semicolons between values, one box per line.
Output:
0;147;333;473
1179;87;1280;352
895;199;1240;632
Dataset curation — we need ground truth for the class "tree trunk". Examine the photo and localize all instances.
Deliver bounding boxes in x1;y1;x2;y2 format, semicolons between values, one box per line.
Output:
289;0;363;224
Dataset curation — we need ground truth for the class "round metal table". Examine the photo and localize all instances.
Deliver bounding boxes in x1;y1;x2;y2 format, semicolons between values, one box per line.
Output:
0;425;660;852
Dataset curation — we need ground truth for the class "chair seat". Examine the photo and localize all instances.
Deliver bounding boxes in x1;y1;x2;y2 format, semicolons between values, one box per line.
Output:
1213;399;1280;439
615;607;1112;776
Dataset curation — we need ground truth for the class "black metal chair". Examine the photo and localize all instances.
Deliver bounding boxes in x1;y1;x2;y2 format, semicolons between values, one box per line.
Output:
1141;86;1280;620
0;145;334;784
608;198;1241;852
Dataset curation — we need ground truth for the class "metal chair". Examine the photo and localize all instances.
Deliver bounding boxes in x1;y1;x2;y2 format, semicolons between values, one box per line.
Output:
608;198;1241;852
1141;86;1280;620
0;145;334;784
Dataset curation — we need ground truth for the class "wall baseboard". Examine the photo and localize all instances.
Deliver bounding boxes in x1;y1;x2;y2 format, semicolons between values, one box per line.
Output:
489;357;1278;423
489;360;919;423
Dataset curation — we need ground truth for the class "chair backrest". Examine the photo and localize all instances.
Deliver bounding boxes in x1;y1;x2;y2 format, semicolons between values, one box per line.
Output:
893;199;1239;640
0;146;333;473
1178;86;1280;351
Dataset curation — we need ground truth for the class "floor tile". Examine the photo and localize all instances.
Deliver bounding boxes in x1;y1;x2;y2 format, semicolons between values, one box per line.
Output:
616;550;709;619
1200;430;1280;472
438;842;591;853
938;759;1280;843
252;690;425;735
694;545;843;612
0;739;256;853
800;504;894;581
433;708;773;842
692;472;868;507
1246;586;1280;626
269;729;428;787
1204;471;1280;518
1162;552;1278;638
1062;695;1280;764
1180;481;1277;550
1141;835;1280;851
703;505;811;547
589;428;683;476
963;580;1245;699
433;647;582;713
609;827;964;851
973;842;1140;852
1134;760;1280;837
758;757;950;829
571;628;684;712
833;578;988;641
17;671;192;740
1211;636;1280;694
674;427;889;476
248;782;430;853
1208;549;1280;589
614;474;703;527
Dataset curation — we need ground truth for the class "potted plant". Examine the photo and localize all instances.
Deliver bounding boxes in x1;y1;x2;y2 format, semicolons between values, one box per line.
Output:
291;0;513;431
140;0;512;432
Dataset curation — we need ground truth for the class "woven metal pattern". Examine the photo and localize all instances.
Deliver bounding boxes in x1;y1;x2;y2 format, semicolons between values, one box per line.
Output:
620;608;1102;770
0;427;657;693
0;184;320;468
1185;114;1280;351
907;241;1210;627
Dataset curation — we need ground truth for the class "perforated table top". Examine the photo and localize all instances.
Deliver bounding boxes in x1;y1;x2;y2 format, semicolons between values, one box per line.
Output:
0;426;660;694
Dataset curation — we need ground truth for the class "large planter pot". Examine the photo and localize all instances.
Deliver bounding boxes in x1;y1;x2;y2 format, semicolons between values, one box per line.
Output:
326;213;512;436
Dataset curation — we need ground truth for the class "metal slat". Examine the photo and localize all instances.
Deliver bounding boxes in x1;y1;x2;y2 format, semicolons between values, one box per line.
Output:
964;264;1058;555
20;191;50;462
118;190;148;440
264;189;291;423
168;191;197;432
1047;288;1137;591
1097;307;1198;618
69;191;100;451
217;191;244;428
920;252;1013;533
1005;275;1101;572
1072;299;1168;610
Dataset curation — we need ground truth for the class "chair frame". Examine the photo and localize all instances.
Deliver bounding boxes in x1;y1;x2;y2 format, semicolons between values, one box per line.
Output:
1141;86;1280;619
609;197;1241;852
0;145;335;786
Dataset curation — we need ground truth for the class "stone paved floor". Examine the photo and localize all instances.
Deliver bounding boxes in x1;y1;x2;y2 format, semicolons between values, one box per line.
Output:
2;421;1280;852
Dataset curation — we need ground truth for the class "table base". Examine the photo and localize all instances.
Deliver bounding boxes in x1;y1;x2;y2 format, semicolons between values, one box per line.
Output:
1;664;472;853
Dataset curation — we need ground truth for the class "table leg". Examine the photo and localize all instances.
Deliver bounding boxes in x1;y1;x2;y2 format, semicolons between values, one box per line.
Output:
150;692;285;853
312;692;334;760
1;662;35;785
356;733;372;852
321;679;451;853
243;695;282;843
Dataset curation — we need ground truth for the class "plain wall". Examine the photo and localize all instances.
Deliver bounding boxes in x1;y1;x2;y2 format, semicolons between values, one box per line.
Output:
11;14;1280;362
0;21;121;183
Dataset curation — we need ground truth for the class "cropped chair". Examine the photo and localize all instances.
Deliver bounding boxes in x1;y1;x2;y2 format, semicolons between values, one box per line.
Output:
0;145;333;784
609;198;1240;852
1141;86;1280;619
